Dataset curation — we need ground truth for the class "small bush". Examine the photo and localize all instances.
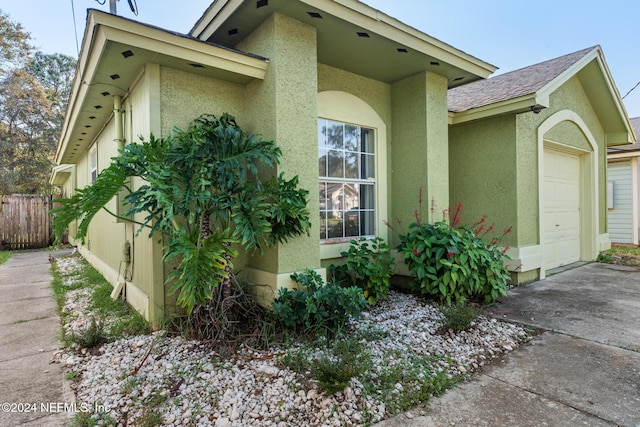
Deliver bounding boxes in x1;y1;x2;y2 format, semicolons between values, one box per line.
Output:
311;339;372;395
271;269;367;331
439;303;482;331
67;317;107;349
394;200;511;305
332;237;395;305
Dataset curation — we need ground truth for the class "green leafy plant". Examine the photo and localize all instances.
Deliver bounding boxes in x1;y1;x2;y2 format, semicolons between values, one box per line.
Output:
66;317;107;349
388;193;511;305
271;269;367;331
439;303;483;331
332;237;395;305
311;338;372;395
50;114;310;313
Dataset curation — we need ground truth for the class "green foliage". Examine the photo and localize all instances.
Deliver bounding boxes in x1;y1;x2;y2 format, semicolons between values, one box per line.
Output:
51;114;311;313
396;203;510;305
0;251;11;265
271;270;367;331
0;11;76;194
439;303;482;331
333;237;395;305
360;352;456;414
311;338;372;395
66;317;107;349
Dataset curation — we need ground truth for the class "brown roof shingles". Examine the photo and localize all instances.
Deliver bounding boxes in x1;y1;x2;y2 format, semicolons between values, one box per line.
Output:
448;46;597;113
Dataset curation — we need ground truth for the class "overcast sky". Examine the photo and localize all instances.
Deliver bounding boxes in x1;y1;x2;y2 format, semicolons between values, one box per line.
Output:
2;0;639;118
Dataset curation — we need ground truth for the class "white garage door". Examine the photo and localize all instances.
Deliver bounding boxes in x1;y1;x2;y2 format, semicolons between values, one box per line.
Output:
543;148;581;270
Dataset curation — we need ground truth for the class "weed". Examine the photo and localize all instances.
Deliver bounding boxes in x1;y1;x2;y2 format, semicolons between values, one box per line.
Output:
65;371;81;380
0;251;11;265
66;317;107;349
439;303;482;331
136;409;164;427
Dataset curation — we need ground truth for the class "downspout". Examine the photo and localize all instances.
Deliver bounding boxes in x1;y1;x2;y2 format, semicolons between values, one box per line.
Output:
114;95;125;151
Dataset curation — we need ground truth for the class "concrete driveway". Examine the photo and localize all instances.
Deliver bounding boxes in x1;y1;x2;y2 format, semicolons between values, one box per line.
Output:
378;262;640;427
0;249;73;426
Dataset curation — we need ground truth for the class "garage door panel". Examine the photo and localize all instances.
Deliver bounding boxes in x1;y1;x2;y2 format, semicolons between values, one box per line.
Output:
543;148;581;270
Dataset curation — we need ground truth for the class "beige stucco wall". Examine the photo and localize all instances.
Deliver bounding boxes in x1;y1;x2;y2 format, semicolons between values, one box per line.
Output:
449;74;609;281
237;13;320;279
391;71;450;246
449;114;519;248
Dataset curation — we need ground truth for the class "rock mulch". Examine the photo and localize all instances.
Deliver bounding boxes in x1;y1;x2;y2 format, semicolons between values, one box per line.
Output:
52;255;529;426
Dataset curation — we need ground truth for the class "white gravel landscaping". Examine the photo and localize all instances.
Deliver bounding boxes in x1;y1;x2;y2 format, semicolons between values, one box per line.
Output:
53;255;530;427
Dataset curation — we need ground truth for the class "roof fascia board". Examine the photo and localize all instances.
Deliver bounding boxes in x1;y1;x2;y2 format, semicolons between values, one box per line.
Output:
55;21;107;164
301;0;496;78
536;48;599;103
449;95;540;125
606;132;635;147
191;0;496;78
56;10;269;164
191;0;231;38
608;151;640;159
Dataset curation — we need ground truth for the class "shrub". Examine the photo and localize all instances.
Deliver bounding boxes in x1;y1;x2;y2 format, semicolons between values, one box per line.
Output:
311;338;372;395
271;270;367;331
393;200;511;305
332;237;395;305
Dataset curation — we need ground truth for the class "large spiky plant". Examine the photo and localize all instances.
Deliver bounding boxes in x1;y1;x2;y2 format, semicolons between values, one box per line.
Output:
51;113;310;313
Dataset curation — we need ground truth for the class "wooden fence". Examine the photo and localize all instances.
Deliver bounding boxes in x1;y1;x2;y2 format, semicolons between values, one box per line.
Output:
0;194;58;250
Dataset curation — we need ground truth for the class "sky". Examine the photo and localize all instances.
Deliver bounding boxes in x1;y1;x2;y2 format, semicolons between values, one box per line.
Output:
2;0;639;118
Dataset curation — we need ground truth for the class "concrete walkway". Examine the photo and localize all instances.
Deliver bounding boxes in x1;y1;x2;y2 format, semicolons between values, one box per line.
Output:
0;249;73;426
377;262;640;427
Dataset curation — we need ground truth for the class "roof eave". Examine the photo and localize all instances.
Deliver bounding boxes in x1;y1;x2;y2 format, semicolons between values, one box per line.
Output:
191;0;497;79
55;10;269;165
449;94;547;125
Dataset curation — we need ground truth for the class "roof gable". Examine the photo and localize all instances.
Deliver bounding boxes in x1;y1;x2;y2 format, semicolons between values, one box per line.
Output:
448;46;635;146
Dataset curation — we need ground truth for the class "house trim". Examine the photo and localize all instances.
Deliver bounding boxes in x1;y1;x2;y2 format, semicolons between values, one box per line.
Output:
317;90;388;260
537;109;599;278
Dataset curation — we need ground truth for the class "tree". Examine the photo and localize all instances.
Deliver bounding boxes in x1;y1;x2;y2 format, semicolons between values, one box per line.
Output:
52;113;311;314
0;10;77;194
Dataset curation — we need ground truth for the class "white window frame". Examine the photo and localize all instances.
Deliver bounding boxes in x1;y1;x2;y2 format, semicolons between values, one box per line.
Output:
318;91;388;260
89;146;98;183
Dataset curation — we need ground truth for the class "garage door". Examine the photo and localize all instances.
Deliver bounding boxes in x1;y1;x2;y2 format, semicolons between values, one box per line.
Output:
543;148;581;270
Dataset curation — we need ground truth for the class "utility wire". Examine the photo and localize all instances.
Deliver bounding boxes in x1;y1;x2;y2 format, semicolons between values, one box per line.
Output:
622;81;640;100
70;0;80;57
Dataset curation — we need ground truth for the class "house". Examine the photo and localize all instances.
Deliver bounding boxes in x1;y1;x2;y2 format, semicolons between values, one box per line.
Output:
448;46;635;281
607;117;640;245
51;0;634;322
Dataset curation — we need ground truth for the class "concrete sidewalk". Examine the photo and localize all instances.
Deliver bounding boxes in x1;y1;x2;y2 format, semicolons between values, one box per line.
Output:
377;262;640;427
0;249;73;426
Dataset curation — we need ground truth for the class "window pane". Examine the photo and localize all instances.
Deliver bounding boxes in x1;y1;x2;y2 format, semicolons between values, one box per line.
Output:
360;211;375;236
345;211;360;237
319;212;327;240
319;182;327;209
343;183;359;211
344;124;358;151
360;184;375;209
318;148;328;177
362;128;374;154
327;150;344;178
327;211;343;238
327;121;344;150
318;119;327;147
361;154;375;179
326;183;343;211
345;152;358;179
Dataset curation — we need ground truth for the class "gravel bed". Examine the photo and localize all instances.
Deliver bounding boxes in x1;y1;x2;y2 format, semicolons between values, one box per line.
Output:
52;256;530;426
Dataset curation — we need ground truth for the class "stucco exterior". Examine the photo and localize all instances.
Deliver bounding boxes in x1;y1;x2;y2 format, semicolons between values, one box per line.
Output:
449;52;630;282
51;3;633;322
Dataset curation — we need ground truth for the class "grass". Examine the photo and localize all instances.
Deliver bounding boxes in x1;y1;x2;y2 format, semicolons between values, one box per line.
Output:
599;245;640;266
51;254;150;349
0;251;11;265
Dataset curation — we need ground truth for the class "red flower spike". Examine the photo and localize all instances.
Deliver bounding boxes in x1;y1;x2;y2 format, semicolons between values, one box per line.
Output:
430;197;436;214
419;187;423;205
500;246;510;256
414;209;421;225
448;251;455;258
412;248;421;257
384;220;395;231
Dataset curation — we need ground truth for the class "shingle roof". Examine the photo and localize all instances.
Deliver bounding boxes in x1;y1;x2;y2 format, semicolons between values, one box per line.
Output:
448;46;597;113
